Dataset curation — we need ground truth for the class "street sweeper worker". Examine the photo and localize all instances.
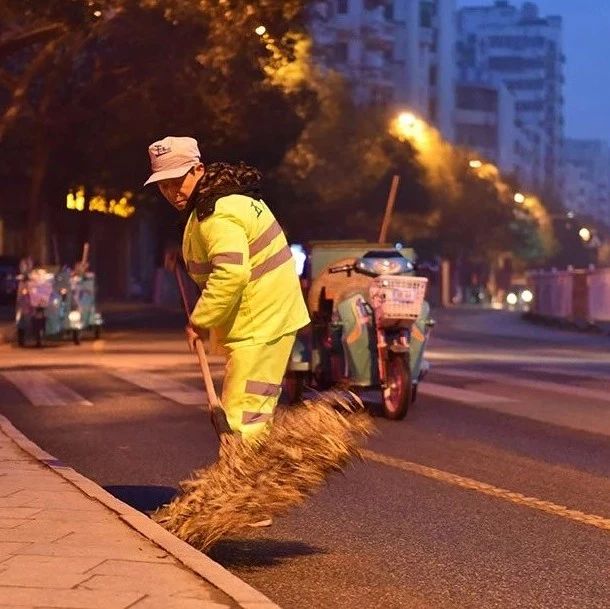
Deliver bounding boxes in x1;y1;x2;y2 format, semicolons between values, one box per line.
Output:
145;136;310;441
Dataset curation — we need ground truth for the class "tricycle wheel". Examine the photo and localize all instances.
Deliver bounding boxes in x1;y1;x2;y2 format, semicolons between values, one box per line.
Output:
17;328;26;347
284;371;305;405
33;319;44;348
72;329;81;345
382;353;411;420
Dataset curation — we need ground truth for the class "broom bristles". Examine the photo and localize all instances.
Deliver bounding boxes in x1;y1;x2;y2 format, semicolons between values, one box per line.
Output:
152;390;375;551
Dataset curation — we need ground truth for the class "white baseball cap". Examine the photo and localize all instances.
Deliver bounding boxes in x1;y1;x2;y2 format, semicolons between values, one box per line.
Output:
144;136;201;186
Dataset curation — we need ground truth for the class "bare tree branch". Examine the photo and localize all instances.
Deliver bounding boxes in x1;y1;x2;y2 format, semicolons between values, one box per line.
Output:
0;24;66;59
0;67;18;92
0;36;64;143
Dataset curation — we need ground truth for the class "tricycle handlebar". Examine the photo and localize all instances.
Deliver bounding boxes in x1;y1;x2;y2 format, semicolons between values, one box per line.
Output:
328;264;355;274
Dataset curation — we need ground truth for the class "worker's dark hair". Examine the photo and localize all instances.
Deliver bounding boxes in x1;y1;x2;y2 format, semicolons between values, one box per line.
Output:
180;161;263;224
201;162;262;195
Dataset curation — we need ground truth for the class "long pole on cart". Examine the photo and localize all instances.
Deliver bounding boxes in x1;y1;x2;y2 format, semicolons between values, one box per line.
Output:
171;258;229;441
378;175;400;244
80;242;90;270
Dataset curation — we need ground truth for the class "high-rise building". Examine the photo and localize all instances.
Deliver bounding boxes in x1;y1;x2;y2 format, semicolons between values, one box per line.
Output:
454;81;517;173
454;80;545;188
309;0;456;140
563;139;610;224
456;1;564;196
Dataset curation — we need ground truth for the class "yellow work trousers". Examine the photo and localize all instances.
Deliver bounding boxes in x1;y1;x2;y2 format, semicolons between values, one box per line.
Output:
221;332;296;441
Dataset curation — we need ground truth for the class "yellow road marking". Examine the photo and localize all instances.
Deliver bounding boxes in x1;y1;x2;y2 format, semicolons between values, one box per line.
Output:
362;449;610;532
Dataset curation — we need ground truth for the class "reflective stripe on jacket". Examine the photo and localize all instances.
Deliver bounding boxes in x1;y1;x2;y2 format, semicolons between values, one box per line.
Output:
183;194;310;345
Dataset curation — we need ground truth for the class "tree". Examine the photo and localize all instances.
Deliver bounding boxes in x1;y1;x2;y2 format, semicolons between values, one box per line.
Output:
269;70;428;242
0;0;312;260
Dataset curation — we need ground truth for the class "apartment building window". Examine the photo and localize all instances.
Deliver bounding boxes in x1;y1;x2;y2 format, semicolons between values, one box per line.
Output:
384;2;394;21
488;56;545;71
457;40;475;67
488;35;544;49
429;65;437;86
455;125;497;148
516;100;545;112
506;79;545;91
456;86;496;112
337;0;349;15
420;1;434;28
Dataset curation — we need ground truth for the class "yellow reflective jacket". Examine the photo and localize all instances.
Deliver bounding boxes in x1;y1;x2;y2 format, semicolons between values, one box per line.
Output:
183;194;310;345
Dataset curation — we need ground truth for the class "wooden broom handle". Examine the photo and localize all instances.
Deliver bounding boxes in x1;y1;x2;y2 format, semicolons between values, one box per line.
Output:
194;340;221;407
173;263;220;408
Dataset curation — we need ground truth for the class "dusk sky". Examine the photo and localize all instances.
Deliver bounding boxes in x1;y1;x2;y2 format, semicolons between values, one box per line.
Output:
456;0;610;142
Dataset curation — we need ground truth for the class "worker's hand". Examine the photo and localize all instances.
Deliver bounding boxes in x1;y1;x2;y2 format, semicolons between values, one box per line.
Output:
185;323;203;353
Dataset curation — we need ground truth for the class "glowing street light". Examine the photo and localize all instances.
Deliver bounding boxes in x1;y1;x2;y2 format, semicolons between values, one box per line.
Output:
390;111;428;146
397;112;417;131
255;25;266;36
579;227;592;242
514;192;526;204
469;159;482;169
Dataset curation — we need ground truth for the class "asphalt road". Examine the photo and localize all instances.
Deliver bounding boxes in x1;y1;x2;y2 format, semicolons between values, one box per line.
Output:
0;305;609;609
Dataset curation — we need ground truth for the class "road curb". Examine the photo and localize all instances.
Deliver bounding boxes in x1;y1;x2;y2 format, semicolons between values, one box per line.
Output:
0;414;282;609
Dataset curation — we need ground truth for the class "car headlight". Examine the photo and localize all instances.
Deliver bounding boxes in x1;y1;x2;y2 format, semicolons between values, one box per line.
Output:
506;292;518;306
68;310;81;323
520;289;533;303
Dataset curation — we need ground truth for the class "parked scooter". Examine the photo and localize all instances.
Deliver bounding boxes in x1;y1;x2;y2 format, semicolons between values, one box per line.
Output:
14;245;103;347
15;266;56;348
286;248;434;419
68;269;103;341
70;243;104;340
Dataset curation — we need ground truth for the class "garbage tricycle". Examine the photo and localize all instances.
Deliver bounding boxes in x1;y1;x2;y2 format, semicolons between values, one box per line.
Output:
68;270;104;342
284;242;434;420
15;266;58;347
15;259;103;347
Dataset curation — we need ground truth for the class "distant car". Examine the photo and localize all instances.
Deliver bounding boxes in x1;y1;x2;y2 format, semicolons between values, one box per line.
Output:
0;256;19;304
505;284;534;311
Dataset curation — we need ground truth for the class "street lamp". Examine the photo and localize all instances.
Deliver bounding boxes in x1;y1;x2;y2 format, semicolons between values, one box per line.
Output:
391;111;429;143
397;112;417;130
469;159;482;169
579;227;592;242
513;192;525;204
255;25;266;36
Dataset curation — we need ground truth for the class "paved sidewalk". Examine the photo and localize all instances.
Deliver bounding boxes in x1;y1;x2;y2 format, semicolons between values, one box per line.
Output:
0;416;280;609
